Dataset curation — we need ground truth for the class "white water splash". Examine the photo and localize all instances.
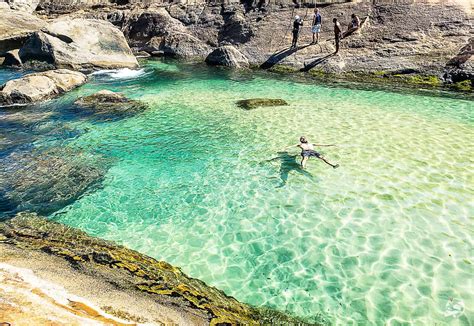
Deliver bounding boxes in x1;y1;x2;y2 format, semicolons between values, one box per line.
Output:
91;68;147;80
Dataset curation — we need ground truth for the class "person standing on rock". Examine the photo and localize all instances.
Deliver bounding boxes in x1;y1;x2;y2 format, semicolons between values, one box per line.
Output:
291;15;304;49
333;18;342;53
311;8;322;44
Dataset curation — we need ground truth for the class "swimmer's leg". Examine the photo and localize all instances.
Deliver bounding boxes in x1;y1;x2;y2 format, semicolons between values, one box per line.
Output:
301;156;309;169
318;155;339;169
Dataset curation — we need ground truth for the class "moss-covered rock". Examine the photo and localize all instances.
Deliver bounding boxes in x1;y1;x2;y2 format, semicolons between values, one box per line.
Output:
236;98;289;110
74;90;148;118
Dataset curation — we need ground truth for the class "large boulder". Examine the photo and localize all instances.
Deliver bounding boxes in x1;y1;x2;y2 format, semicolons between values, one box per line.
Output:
123;7;210;59
19;18;138;70
6;0;40;12
0;69;87;106
205;45;249;68
0;8;46;55
146;32;210;59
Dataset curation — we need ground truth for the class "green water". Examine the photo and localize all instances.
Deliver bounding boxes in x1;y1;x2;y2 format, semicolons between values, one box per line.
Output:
4;60;473;324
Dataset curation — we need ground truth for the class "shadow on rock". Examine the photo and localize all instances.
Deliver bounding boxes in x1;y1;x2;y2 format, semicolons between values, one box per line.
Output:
260;45;309;70
0;148;111;218
300;53;335;72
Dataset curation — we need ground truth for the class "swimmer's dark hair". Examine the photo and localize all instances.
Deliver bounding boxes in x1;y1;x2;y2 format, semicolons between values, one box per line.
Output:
300;136;308;143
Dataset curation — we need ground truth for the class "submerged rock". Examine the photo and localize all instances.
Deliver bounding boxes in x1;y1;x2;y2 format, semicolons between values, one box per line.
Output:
0;69;87;106
206;45;249;68
0;8;46;55
0;148;110;216
236;98;288;110
19;18;138;70
74;90;148;118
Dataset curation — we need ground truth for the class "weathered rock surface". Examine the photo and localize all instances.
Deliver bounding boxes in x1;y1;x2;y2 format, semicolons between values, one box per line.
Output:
206;45;249;68
7;0;40;12
74;90;148;118
0;213;316;325
237;98;288;110
0;69;87;106
0;8;46;55
2;49;22;67
19;18;138;70
0;148;109;216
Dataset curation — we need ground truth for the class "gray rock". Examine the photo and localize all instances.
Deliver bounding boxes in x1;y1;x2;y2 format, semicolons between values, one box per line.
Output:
147;32;211;59
206;45;249;68
19;18;138;70
2;49;22;67
0;8;46;55
0;69;87;106
0;2;10;9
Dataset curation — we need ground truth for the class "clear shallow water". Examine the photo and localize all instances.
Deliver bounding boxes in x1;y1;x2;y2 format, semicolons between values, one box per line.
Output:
1;61;473;325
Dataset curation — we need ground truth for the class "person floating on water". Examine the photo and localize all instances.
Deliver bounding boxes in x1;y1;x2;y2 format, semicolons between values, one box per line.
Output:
286;136;339;169
333;18;342;53
311;8;322;44
291;15;304;49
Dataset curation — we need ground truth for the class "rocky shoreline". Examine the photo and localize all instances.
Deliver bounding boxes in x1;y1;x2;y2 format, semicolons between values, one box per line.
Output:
1;0;473;105
0;213;317;325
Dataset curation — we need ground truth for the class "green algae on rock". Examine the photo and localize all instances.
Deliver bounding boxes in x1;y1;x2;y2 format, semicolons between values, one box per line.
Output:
236;98;289;110
0;213;318;325
74;90;148;118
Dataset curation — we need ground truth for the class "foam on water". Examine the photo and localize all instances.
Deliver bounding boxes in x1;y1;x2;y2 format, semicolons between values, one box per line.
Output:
2;60;472;325
91;68;147;80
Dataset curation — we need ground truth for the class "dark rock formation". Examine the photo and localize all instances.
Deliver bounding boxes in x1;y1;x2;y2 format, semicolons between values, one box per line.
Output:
0;69;87;106
237;98;288;110
0;149;110;216
206;45;249;68
19;18;138;70
2;49;22;67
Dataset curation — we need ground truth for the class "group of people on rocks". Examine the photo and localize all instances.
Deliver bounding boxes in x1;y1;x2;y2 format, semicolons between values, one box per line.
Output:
291;8;361;53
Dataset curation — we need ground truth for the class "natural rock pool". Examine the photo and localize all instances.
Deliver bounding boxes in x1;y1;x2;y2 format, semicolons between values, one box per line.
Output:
1;60;472;325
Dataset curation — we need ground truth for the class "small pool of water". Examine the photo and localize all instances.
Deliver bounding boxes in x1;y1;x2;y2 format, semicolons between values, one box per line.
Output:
1;60;473;325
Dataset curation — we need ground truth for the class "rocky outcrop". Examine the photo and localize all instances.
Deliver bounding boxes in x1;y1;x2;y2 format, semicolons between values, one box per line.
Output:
74;90;148;118
2;49;22;67
6;0;40;12
0;8;46;55
237;98;288;110
119;6;211;59
206;45;249;68
0;149;109;216
0;69;87;106
19;18;138;70
0;213;316;325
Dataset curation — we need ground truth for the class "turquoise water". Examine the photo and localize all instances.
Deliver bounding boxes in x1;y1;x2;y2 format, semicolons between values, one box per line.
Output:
1;60;473;325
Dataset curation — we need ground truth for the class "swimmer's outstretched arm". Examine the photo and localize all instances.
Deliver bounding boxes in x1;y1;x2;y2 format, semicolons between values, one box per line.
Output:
282;144;300;150
313;143;336;147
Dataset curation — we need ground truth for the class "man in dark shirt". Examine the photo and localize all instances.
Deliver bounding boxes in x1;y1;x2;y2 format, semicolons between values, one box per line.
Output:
312;8;322;44
333;18;342;53
291;15;303;49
